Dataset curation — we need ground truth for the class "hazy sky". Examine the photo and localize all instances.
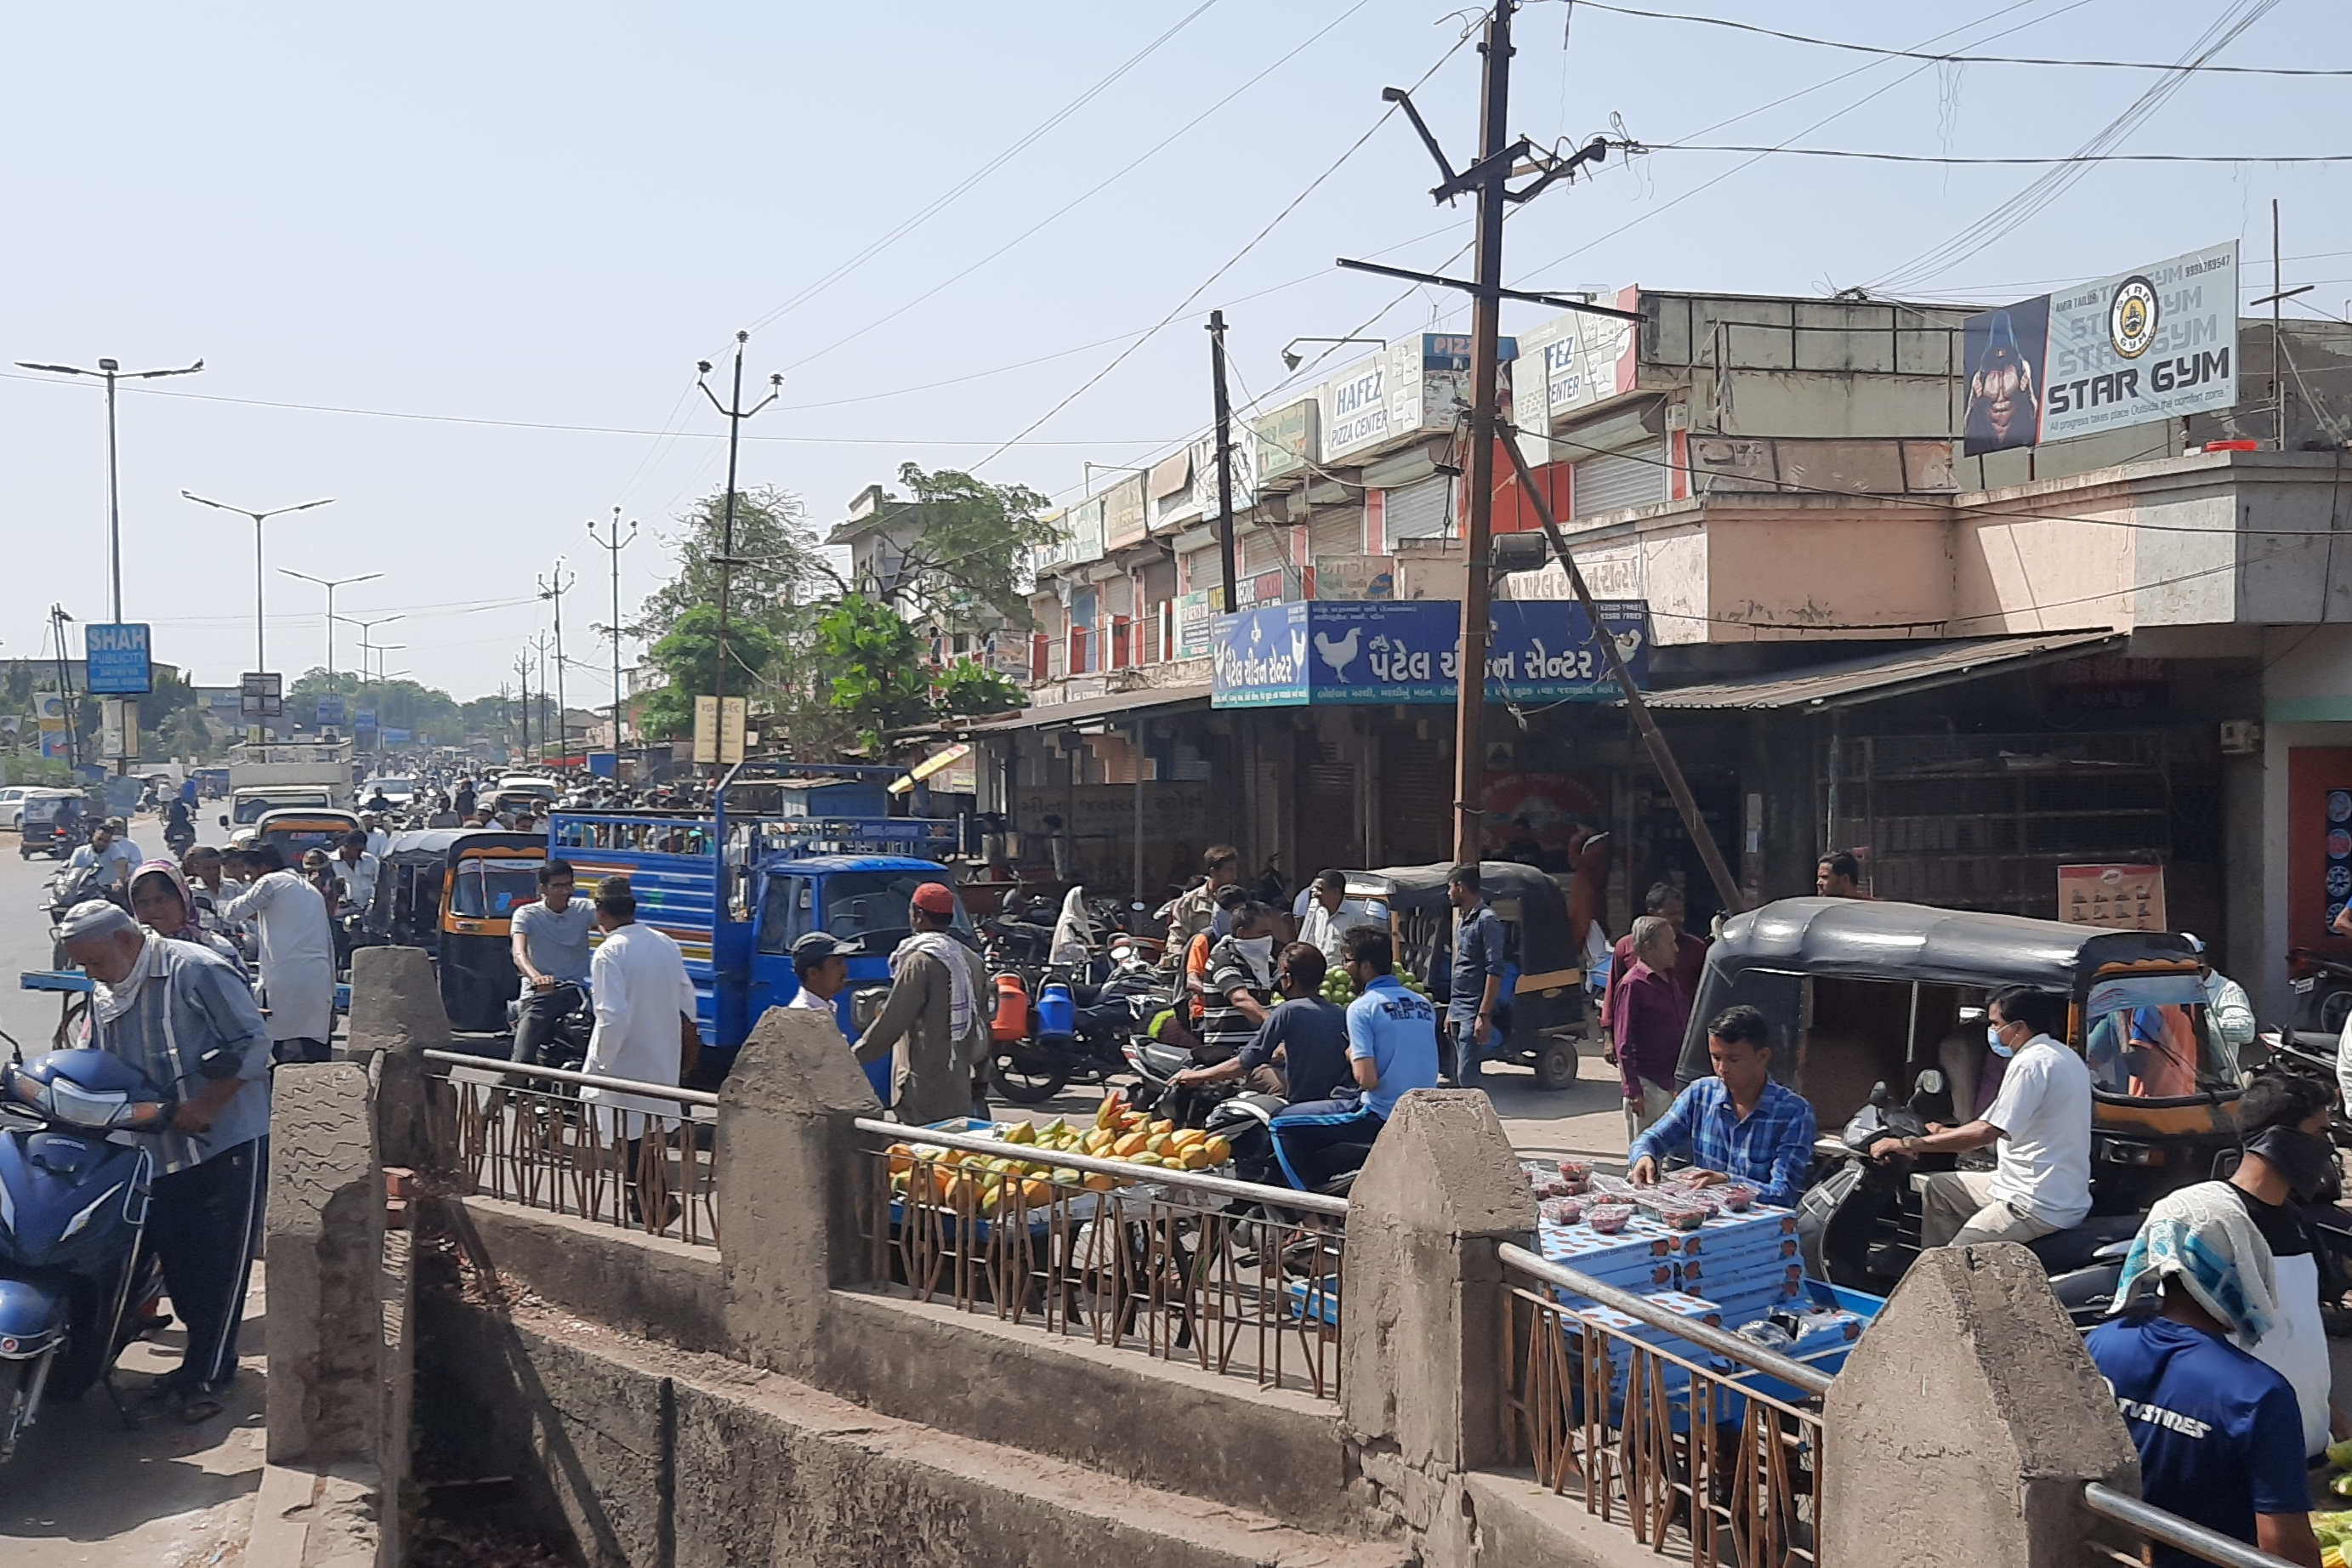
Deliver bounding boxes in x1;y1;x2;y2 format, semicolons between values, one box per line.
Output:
2;1;2339;700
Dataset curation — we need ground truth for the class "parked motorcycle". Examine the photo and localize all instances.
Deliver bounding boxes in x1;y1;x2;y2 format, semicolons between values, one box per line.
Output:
0;1042;236;1464
1202;1091;1370;1203
2289;948;2352;1038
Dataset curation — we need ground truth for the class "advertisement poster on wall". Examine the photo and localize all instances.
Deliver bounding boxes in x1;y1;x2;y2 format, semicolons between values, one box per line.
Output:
1103;474;1148;552
2056;862;2168;932
1960;241;2238;456
1511;287;1640;439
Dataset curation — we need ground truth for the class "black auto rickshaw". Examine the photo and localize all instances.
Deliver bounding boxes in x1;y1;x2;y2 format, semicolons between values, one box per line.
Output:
1677;898;2244;1223
17;791;87;861
1346;861;1588;1088
251;808;366;863
368;828;546;1031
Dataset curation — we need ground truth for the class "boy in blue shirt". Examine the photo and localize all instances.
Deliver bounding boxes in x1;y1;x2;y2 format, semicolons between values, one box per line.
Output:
1270;925;1440;1191
2087;1184;2321;1568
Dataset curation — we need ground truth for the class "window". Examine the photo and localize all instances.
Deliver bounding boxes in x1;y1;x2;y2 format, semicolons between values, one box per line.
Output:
756;875;816;956
819;871;972;948
450;857;544;918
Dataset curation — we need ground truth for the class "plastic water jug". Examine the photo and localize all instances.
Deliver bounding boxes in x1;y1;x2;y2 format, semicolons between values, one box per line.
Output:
1037;982;1077;1040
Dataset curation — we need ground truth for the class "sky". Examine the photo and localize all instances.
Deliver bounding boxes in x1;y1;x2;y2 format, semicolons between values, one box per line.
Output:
1;0;2342;702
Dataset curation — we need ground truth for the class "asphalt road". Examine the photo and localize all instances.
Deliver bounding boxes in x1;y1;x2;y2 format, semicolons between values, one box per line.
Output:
0;812;267;1566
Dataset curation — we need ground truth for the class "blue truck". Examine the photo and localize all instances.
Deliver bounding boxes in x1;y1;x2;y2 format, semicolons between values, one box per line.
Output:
548;766;973;1087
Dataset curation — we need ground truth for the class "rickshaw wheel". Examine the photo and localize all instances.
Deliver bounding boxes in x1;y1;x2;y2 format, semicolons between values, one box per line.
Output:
1532;1037;1580;1090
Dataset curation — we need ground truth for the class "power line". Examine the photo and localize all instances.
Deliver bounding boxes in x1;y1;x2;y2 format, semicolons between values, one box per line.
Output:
963;24;1481;475
737;2;1224;339
1565;1;2350;77
1646;144;2352;166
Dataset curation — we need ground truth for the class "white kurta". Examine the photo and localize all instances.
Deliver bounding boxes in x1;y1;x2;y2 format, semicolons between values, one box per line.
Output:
217;868;337;1043
583;922;699;1138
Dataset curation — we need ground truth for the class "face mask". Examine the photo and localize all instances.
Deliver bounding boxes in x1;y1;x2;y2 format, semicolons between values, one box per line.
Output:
1986;1025;2015;1059
1236;935;1275;981
1210;908;1235;939
2247;1125;2338;1204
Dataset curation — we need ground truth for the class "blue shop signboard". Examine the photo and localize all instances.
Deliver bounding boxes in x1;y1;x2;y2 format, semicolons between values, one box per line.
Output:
82;622;152;695
1210;599;1649;707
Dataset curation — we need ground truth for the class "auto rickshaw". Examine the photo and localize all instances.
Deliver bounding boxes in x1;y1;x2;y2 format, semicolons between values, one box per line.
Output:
16;792;88;861
1674;897;2244;1220
249;808;366;862
367;828;546;1031
1344;861;1588;1088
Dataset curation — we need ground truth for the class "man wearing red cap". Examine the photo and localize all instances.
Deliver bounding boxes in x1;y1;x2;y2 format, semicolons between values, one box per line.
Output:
855;882;990;1124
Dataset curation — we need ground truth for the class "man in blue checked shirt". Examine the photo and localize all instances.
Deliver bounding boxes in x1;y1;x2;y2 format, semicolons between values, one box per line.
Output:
1627;1003;1817;1209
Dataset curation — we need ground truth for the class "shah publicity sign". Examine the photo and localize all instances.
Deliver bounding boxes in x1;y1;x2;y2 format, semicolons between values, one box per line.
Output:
1210;598;1649;707
1960;241;2238;456
82;622;152;695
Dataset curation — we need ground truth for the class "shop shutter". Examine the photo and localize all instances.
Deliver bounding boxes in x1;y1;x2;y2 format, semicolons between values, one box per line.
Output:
1571;440;1667;518
1307;508;1362;560
1380;741;1454;865
1241;523;1287;577
1383;474;1451;541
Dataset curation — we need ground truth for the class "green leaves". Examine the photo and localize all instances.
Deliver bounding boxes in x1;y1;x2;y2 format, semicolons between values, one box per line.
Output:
814;595;934;752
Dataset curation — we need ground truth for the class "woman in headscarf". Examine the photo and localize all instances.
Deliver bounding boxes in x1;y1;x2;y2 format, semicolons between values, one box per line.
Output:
129;860;249;978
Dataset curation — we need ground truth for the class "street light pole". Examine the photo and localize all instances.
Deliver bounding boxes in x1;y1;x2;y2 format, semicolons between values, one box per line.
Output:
588;507;638;758
282;570;383;690
538;560;575;763
696;332;782;774
182;492;335;671
14;355;204;624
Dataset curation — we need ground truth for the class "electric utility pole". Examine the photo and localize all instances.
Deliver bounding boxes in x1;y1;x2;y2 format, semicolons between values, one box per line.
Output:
1345;0;1634;866
534;632;553;761
2250;199;2314;451
49;605;78;770
695;332;782;773
539;560;575;762
588;507;638;757
1208;310;1240;608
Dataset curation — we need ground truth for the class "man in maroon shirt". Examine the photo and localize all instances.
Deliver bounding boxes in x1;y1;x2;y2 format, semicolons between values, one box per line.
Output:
1614;917;1691;1139
1600;883;1706;1053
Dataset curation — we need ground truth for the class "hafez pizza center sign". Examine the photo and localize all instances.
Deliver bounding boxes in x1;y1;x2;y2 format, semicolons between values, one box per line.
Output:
1210;599;1650;707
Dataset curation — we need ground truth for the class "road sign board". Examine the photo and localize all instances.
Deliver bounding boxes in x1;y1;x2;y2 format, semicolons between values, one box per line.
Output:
240;671;283;718
83;623;152;695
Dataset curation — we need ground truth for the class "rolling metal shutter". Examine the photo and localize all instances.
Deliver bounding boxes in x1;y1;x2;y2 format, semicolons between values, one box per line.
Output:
1307;508;1362;560
1571;439;1667;518
1383;474;1452;541
1241;523;1287;576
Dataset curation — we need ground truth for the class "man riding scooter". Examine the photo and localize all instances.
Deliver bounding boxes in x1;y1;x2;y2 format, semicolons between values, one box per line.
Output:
1874;986;2093;1250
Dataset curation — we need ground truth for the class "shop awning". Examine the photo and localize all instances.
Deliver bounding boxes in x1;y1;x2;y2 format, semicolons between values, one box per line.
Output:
951;682;1213;734
1634;631;2124;712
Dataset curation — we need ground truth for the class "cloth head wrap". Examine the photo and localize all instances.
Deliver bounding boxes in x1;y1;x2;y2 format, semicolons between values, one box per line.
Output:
2112;1179;2281;1345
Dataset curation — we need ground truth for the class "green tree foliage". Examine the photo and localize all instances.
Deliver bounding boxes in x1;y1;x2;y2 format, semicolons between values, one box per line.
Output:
814;594;934;750
935;659;1024;719
637;486;834;645
867;463;1057;628
287;668;465;741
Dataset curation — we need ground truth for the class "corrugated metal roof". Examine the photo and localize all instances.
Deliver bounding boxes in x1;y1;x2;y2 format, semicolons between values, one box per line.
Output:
953;682;1213;734
1634;631;2123;712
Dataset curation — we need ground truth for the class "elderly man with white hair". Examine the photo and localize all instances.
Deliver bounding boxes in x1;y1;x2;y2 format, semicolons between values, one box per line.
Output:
55;900;272;1425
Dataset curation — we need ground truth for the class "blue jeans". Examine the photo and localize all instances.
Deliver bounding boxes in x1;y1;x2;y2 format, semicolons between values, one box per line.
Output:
1446;1018;1485;1088
1270;1098;1387;1191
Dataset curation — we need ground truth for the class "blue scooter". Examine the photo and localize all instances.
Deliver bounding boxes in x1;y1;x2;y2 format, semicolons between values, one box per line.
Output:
0;1042;198;1464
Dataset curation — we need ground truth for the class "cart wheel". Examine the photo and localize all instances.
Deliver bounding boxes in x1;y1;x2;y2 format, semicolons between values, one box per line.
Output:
1532;1038;1580;1090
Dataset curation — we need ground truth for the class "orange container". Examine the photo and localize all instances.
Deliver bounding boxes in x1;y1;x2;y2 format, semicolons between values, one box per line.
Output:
991;972;1031;1042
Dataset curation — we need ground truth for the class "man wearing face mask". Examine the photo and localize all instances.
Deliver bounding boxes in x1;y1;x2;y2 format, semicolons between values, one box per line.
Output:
2222;1072;2349;1462
1878;986;2092;1249
1200;900;1280;1067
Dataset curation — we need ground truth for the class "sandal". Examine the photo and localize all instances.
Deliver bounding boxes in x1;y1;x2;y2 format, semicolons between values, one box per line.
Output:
169;1386;225;1424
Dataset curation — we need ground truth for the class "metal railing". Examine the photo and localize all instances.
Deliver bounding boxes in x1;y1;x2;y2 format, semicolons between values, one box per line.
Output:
2082;1483;2305;1568
1499;1241;1833;1568
422;1048;721;1247
855;1117;1349;1400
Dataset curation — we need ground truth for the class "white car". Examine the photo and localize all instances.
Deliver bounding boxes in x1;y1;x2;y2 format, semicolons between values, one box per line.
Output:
0;787;28;830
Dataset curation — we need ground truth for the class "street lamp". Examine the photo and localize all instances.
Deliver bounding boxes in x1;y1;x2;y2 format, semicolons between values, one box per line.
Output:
1279;336;1384;372
15;355;204;623
335;614;404;685
181;492;335;672
281;571;383;687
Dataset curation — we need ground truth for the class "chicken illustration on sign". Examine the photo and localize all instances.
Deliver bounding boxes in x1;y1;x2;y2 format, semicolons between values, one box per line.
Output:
1210;599;1648;708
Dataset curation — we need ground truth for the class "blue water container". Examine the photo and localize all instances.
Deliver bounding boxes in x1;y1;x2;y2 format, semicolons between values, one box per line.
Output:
1036;983;1077;1040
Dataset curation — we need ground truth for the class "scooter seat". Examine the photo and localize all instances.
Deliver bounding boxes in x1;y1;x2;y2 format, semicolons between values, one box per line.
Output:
2024;1213;2145;1274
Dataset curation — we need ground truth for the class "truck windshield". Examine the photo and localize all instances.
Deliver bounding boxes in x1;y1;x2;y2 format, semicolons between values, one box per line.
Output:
450;857;545;919
235;793;329;824
763;870;971;952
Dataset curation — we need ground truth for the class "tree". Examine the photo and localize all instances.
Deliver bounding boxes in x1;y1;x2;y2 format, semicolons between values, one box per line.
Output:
637;486;834;645
935;659;1024;719
647;605;781;702
864;463;1057;628
815;594;934;752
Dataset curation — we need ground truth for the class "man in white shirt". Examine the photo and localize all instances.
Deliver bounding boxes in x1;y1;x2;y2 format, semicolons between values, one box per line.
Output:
1297;869;1379;969
361;814;391;861
784;932;856;1047
1878;985;2094;1247
582;876;701;1226
216;844;338;1064
70;819;140;894
331;830;381;915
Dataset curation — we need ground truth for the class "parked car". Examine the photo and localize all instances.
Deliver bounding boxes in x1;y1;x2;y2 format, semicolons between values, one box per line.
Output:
0;787;30;831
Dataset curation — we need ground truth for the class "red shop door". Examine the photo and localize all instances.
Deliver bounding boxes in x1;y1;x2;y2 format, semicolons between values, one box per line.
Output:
2287;747;2352;952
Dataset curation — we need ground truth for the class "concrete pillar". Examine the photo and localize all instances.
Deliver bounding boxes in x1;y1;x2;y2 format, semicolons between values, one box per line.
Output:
716;1005;883;1379
265;1061;388;1466
344;944;449;1170
1338;1089;1537;1548
1819;1243;2139;1568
